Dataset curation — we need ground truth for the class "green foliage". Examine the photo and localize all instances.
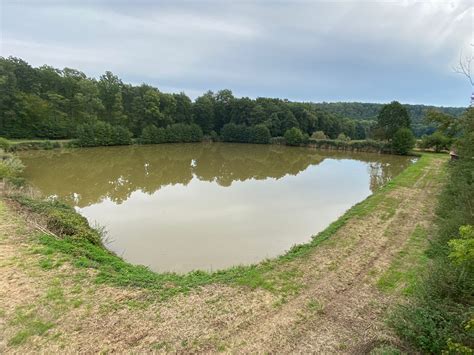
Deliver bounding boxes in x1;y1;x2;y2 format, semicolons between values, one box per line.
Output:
448;225;474;269
112;126;133;145
193;92;215;134
3;56;460;145
248;124;271;144
164;123;203;143
311;131;327;139
307;138;390;153
75;121;132;147
221;123;247;142
336;132;350;141
8;140;62;151
284;127;307;146
13;196;102;245
391;128;415;155
0;137;11;151
140;124;165;144
420;132;452;152
425;109;460;138
389;108;474;353
376;101;411;140
221;123;271;144
317;102;464;137
0;150;24;179
140;123;203;144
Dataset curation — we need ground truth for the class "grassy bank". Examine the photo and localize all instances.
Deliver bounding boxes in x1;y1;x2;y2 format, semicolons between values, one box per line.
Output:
1;138;70;152
386;123;474;352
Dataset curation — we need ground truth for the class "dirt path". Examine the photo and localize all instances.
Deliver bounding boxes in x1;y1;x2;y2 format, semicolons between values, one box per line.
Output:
0;155;446;353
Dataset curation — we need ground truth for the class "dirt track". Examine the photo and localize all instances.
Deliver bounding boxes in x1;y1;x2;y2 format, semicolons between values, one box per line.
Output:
0;155;446;353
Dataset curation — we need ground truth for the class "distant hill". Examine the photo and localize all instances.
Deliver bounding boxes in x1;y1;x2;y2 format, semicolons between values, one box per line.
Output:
313;102;466;136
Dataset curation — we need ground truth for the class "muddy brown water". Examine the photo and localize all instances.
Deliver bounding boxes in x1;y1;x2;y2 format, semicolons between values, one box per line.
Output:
19;143;412;273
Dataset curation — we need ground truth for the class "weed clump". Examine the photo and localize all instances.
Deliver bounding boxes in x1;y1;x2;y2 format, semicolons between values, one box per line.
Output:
13;196;102;245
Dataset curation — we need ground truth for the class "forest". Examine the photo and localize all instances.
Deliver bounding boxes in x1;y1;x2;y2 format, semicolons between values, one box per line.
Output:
0;57;464;146
315;102;465;137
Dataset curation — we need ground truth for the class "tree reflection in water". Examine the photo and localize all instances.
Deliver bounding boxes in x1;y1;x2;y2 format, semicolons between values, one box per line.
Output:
20;143;412;208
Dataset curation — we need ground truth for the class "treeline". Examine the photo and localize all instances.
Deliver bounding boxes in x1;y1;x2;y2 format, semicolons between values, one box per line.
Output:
316;102;465;136
0;56;445;147
1;57;463;148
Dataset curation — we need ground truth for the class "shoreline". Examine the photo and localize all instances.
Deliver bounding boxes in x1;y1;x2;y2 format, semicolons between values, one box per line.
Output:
0;153;448;352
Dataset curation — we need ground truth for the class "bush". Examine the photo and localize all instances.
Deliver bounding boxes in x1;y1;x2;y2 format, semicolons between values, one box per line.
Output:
449;225;474;269
391;128;415;155
141;123;203;144
311;131;327;140
13;196;102;245
141;125;165;144
284;127;307;146
307;138;390;153
165;123;203;143
221;123;248;143
337;133;351;141
248;124;271;144
270;137;286;145
420;132;451;152
112;126;133;145
0;137;11;151
76;122;133;147
0;151;25;179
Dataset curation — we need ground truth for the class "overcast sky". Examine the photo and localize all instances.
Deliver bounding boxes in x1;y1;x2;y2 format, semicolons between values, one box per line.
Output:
1;0;473;106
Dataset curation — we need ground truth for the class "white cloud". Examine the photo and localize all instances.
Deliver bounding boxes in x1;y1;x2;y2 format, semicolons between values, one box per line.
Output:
1;0;472;105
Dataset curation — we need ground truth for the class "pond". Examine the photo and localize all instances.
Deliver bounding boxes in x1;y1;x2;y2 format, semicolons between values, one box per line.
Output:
20;143;412;273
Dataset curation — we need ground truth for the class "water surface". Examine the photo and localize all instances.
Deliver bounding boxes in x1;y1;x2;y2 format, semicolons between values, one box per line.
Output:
20;143;412;273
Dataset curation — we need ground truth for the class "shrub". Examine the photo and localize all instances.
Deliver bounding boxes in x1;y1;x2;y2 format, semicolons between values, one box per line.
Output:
0;151;25;179
76;122;133;147
391;128;415;155
420;132;451;152
221;123;249;143
13;196;102;245
284;127;307;146
311;131;327;140
270;137;286;145
209;130;219;142
75;123;97;147
112;126;133;145
141;123;203;144
448;225;474;269
248;125;271;144
337;133;351;141
141;124;164;144
165;123;203;143
0;137;11;151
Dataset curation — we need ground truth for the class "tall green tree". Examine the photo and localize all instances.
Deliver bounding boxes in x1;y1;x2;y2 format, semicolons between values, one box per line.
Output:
173;92;193;124
193;92;215;134
98;71;127;126
214;89;234;132
376;101;411;140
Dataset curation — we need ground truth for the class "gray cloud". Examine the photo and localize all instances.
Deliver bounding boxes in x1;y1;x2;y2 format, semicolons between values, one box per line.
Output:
1;0;473;106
